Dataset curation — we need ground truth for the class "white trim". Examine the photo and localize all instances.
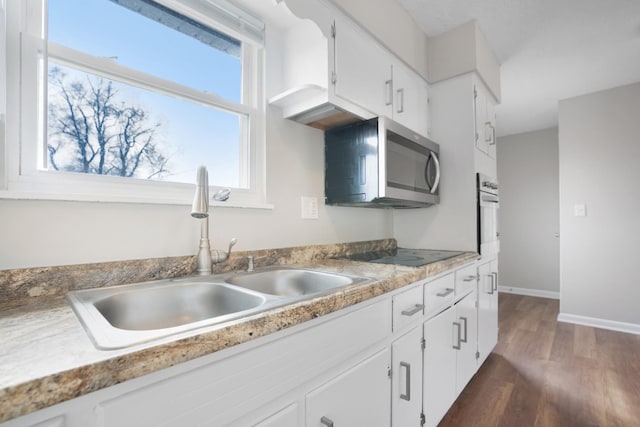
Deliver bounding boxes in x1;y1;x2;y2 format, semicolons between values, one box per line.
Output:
2;0;268;208
557;313;640;336
498;285;559;300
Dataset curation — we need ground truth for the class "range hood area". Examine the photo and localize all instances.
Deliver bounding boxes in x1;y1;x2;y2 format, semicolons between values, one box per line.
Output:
269;84;372;131
267;0;381;131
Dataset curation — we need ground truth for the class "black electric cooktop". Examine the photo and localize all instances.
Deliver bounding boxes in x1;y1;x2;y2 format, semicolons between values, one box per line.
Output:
342;248;464;267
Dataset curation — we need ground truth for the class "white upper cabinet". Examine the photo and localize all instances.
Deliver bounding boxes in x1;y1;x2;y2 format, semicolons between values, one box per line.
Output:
272;0;430;136
333;16;393;119
392;60;430;137
474;82;497;159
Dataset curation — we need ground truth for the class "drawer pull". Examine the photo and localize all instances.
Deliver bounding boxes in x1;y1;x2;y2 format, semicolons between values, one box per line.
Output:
463;275;477;282
401;304;424;316
400;361;411;401
321;416;334;427
436;288;454;297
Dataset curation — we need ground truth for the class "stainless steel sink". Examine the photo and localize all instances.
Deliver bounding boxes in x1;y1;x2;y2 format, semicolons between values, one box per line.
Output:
93;282;265;331
67;267;371;349
67;279;268;349
225;268;362;296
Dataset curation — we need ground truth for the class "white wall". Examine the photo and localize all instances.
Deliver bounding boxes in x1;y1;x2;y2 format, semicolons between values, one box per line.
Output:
0;106;392;269
558;82;640;330
497;128;559;298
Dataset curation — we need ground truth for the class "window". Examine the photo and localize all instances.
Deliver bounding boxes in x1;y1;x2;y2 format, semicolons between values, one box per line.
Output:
1;0;267;206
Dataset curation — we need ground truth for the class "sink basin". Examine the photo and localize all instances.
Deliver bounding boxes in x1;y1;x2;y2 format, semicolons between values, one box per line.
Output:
67;267;372;349
93;282;265;331
67;280;267;349
225;268;364;297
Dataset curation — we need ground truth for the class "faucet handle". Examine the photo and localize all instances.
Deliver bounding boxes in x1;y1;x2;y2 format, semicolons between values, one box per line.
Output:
211;237;237;263
227;238;237;253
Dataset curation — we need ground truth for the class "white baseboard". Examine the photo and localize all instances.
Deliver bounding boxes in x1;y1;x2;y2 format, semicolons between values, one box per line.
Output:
557;313;640;335
498;286;559;300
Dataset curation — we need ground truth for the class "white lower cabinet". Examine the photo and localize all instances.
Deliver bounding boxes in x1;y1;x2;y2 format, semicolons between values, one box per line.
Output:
422;306;457;427
391;326;423;427
422;271;480;427
306;348;390;427
454;289;479;395
477;258;499;364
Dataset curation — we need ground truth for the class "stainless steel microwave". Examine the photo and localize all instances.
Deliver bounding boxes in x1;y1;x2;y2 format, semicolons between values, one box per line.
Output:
325;117;440;208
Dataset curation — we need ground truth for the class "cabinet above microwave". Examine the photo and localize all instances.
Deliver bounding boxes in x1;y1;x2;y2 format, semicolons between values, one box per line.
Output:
268;0;430;137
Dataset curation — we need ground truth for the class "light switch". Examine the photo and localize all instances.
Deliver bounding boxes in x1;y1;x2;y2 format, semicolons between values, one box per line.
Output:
301;196;319;219
574;204;587;217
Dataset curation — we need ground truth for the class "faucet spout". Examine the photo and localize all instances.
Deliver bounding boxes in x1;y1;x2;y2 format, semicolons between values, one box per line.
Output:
191;166;235;275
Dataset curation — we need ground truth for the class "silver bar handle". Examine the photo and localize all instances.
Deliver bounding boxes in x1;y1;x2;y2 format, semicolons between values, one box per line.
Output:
487;274;494;295
321;416;334;427
400;361;411;401
463;275;476;282
460;316;468;343
429;152;440;195
401;304;424;317
396;88;404;113
453;322;461;350
385;80;393;106
436;287;454;297
492;271;498;291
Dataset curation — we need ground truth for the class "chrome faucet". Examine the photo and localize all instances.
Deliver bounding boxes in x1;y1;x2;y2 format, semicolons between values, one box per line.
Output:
191;166;237;275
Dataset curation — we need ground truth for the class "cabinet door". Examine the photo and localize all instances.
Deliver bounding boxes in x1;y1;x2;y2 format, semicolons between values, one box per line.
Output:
423;307;456;427
392;62;430;137
306;348;390;427
333;17;392;118
474;84;497;158
392;326;423;427
477;261;498;364
454;290;479;395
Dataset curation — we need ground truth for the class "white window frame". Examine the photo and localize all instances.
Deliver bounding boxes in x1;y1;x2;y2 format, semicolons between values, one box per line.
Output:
0;0;270;209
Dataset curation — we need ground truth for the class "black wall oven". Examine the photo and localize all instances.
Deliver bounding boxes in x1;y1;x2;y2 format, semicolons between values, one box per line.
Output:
477;173;499;257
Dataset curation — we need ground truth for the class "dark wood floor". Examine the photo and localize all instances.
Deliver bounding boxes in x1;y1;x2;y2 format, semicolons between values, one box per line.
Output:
439;293;640;427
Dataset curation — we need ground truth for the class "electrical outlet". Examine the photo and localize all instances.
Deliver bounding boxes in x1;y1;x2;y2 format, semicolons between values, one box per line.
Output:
301;196;319;219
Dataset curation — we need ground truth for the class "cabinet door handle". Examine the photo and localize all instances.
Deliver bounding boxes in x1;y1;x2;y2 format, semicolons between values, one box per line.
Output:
463;275;477;282
460;316;468;343
492;272;498;291
385;80;393;106
436;288;454;297
396;88;405;113
401;304;424;316
453;321;462;350
487;274;494;295
400;361;411;401
321;416;334;427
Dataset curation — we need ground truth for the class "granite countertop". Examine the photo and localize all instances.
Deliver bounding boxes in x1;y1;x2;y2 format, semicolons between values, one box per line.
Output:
0;240;478;423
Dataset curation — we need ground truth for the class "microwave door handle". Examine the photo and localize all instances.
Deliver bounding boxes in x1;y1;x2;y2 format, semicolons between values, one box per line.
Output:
427;152;441;194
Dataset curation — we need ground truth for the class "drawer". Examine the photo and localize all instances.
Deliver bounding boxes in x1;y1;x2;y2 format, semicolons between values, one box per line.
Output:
455;264;478;298
424;273;455;319
392;284;424;331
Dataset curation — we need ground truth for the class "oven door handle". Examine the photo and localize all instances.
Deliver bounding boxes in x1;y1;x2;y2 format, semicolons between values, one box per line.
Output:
425;152;440;194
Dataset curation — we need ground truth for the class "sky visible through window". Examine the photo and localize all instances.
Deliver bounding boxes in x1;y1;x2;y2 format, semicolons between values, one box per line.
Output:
47;0;245;187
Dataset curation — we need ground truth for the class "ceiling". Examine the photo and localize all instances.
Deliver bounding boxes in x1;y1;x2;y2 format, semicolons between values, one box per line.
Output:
397;0;640;137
